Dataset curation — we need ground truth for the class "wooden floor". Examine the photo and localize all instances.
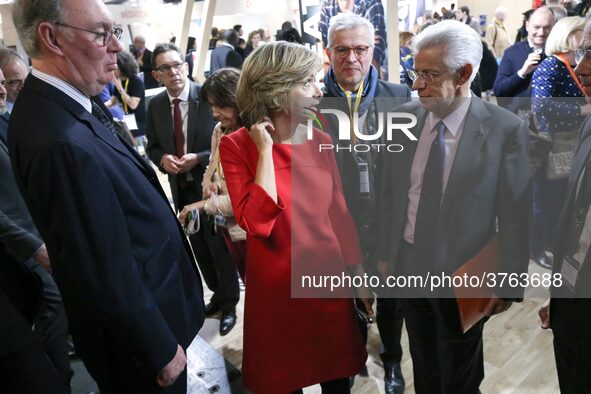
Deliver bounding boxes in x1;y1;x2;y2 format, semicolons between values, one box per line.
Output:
198;261;559;394
156;167;561;394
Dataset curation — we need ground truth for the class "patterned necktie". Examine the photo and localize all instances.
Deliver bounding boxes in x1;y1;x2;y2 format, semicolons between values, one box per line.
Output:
414;121;447;268
91;100;118;136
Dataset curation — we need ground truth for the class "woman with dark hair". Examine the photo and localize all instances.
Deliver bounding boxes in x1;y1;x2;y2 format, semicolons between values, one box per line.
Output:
107;50;146;136
219;41;372;394
243;30;261;58
179;68;247;281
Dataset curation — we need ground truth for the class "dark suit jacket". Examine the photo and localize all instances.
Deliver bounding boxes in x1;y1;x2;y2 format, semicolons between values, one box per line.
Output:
379;97;531;299
8;75;204;384
552;116;591;297
0;112;43;356
320;80;410;257
493;41;543;112
209;45;243;73
146;81;215;209
0;113;43;262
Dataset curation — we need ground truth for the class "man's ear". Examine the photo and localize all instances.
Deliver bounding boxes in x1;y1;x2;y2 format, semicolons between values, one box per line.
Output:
37;22;64;57
325;46;332;63
457;63;473;86
152;70;160;84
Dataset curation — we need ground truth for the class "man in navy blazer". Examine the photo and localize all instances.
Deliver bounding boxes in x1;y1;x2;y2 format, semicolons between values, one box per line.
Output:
493;6;555;112
9;0;205;392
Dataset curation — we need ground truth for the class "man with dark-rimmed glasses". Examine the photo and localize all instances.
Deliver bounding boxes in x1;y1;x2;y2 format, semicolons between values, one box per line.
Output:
320;12;410;394
0;47;29;113
8;0;206;392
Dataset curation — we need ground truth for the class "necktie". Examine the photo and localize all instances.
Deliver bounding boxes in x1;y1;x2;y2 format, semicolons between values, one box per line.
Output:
91;100;118;136
172;98;185;158
414;121;446;268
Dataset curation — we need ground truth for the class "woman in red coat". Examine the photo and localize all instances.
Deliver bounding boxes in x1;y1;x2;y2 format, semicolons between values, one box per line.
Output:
219;41;373;393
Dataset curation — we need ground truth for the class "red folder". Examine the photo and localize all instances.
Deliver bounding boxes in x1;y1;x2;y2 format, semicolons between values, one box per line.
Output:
453;235;499;333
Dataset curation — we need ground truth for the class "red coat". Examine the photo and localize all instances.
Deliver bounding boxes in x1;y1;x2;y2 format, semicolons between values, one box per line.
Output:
219;128;367;393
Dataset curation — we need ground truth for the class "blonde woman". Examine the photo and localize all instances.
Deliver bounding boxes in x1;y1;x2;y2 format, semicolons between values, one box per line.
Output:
219;41;373;394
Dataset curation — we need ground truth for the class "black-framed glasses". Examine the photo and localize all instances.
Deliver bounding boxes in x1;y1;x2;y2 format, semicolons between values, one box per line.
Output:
575;48;591;64
55;22;122;46
332;45;371;59
154;62;184;73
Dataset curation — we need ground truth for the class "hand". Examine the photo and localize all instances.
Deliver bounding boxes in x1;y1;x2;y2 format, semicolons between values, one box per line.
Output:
377;260;390;279
179;201;205;224
355;283;375;314
34;244;52;274
161;154;182;174
156;345;186;387
580;103;591;116
177;153;199;173
538;298;551;330
490;299;513;316
519;53;542;77
248;118;275;152
112;76;123;91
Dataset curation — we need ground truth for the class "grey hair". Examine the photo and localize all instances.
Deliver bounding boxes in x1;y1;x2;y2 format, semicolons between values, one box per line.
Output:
414;20;482;83
0;47;25;68
13;0;68;58
327;13;374;48
495;6;507;19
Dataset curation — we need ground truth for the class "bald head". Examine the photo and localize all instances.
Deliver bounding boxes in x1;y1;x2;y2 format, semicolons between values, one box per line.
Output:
527;6;555;49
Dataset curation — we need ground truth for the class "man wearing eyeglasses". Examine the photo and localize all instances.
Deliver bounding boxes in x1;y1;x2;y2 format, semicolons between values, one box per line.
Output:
320;12;410;394
8;0;206;392
378;20;530;394
0;47;28;114
146;44;239;337
540;19;591;393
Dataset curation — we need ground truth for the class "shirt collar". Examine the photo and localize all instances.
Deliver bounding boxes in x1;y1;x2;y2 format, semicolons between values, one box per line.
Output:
425;91;472;137
31;68;92;113
222;42;235;50
166;81;190;103
527;38;543;53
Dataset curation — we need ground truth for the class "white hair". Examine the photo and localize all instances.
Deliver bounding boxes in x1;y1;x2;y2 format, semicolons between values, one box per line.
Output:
495;6;507;19
414;20;483;83
327;13;374;48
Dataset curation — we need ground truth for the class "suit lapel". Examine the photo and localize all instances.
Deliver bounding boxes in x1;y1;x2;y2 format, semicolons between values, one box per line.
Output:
186;83;199;152
440;97;489;216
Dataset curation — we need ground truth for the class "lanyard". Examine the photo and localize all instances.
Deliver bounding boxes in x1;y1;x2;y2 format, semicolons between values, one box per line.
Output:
339;80;364;143
122;78;130;113
557;53;587;96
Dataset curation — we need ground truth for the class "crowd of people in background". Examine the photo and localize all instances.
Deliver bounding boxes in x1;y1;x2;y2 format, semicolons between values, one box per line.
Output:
6;0;591;394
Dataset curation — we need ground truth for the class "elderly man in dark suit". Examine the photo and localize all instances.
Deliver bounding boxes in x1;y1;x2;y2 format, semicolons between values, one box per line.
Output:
0;63;71;390
539;19;591;392
146;42;239;336
9;0;205;392
378;20;530;394
319;12;410;394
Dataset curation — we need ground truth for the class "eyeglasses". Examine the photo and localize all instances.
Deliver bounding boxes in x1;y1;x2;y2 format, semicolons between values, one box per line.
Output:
331;46;371;59
55;22;122;46
3;79;24;87
406;69;445;83
154;62;184;73
575;48;591;64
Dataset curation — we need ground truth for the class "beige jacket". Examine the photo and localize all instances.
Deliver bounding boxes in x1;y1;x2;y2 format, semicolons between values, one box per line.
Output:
202;123;246;241
485;19;511;59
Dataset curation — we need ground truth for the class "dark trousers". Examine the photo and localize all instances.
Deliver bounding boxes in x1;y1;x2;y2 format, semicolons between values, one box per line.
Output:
530;173;568;254
376;297;404;365
397;241;484;394
291;377;351;394
551;298;591;394
178;186;239;312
